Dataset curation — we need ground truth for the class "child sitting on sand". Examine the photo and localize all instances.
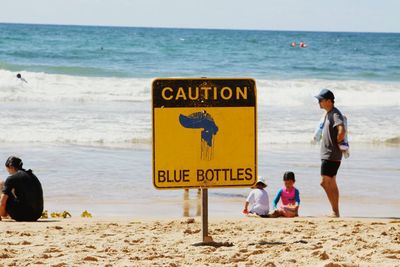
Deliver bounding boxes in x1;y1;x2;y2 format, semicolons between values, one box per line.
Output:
243;176;269;217
270;171;300;218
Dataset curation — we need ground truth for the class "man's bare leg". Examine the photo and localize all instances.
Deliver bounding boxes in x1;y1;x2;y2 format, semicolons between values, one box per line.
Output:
320;175;340;217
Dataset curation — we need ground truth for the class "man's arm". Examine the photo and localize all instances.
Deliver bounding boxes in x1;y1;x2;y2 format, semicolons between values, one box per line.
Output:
0;193;8;217
337;124;346;144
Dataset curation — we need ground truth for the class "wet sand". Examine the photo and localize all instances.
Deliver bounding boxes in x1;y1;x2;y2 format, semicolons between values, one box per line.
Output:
1;144;399;219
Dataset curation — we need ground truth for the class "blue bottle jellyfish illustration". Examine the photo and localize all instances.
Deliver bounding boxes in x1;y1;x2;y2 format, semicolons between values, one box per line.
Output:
179;110;218;160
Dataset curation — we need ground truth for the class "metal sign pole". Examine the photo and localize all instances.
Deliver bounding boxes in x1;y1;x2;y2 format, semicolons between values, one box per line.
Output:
201;188;213;243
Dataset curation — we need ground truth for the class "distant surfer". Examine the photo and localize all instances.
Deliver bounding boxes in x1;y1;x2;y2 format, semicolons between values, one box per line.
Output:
16;73;28;83
291;42;297;47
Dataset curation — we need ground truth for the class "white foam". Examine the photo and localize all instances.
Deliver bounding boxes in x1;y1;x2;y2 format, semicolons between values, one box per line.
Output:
1;70;399;107
0;69;151;103
0;70;398;147
256;79;400;108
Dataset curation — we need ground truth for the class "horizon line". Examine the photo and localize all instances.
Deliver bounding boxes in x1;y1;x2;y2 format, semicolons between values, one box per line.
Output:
1;21;399;35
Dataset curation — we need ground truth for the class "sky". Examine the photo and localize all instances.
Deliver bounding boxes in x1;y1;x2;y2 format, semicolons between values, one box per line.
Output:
1;0;399;33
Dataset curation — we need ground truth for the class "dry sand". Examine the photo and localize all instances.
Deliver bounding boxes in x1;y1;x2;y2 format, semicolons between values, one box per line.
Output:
0;216;399;266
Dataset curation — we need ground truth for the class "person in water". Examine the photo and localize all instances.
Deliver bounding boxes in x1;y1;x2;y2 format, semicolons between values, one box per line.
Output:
0;156;43;221
270;171;300;218
16;73;28;83
243;176;269;217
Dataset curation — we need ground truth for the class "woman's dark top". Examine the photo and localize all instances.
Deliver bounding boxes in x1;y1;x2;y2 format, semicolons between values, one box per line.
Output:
2;170;43;221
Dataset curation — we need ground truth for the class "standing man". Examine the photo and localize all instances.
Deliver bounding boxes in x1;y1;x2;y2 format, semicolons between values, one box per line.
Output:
315;89;346;218
0;156;43;221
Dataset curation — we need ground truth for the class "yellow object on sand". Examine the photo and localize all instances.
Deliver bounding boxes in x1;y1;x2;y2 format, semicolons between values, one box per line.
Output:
81;210;92;218
50;211;72;218
41;210;48;219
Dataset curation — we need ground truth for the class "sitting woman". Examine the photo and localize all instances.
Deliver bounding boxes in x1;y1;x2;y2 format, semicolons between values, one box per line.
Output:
0;156;43;221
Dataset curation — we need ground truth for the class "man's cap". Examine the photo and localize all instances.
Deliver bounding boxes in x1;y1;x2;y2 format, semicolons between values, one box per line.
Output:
256;176;267;186
315;88;335;101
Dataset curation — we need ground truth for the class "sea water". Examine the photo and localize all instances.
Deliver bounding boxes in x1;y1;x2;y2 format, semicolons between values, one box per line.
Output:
0;23;399;218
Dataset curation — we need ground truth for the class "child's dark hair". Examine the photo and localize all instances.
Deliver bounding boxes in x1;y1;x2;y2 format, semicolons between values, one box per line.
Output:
283;171;295;182
5;156;23;170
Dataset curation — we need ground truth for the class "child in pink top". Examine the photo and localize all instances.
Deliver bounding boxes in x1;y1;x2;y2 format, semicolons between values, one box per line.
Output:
271;171;300;218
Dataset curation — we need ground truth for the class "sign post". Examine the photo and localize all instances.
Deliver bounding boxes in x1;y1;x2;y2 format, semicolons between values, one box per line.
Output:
152;78;257;243
201;188;213;243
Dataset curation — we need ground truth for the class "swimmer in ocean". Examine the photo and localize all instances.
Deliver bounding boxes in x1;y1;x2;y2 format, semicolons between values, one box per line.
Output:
16;73;28;83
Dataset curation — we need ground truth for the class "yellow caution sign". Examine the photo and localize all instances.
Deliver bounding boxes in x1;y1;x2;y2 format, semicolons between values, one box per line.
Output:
152;78;257;189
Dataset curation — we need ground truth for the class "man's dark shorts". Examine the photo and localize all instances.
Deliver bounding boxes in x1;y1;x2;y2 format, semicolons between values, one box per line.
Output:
321;160;341;177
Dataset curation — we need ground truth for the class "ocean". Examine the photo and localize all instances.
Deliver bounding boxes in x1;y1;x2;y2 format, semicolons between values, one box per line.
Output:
0;23;399;218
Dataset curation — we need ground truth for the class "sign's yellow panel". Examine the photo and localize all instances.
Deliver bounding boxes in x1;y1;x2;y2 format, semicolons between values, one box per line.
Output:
152;78;257;189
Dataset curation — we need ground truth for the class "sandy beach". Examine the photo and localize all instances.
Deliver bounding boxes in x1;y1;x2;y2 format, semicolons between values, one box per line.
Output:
1;216;399;266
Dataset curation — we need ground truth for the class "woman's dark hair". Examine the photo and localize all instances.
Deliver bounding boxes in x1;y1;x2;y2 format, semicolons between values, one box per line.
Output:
283;171;295;182
5;156;23;170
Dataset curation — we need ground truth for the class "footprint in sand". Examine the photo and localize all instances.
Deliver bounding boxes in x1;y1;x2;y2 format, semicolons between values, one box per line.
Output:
323;263;342;267
386;255;400;260
83;256;98;262
19;232;31;236
40;254;52;259
44;247;62;253
319;251;330;260
183;228;201;234
312;251;320;256
383;249;400;255
124;238;144;244
371;222;385;225
247;249;264;256
0;253;12;259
